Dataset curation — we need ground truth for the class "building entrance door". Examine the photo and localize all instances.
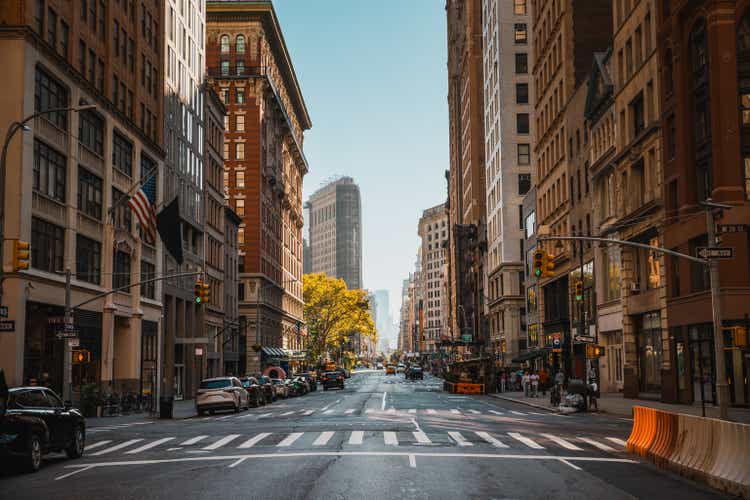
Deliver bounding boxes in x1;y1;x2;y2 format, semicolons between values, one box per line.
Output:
174;364;184;400
689;325;715;405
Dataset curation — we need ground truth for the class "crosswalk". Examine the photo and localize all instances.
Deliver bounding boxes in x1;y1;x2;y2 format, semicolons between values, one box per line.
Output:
87;421;154;434
83;430;626;457
210;407;554;419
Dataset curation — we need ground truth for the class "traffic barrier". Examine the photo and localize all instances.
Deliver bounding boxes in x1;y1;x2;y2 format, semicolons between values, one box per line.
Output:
628;407;750;499
456;383;484;395
443;381;457;393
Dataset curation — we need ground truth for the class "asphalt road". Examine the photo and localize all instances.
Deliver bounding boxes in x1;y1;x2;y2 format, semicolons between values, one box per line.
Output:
1;370;728;500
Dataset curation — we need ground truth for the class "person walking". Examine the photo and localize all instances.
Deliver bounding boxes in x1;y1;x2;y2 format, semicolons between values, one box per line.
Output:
530;371;539;398
509;370;517;393
539;367;549;396
522;371;530;397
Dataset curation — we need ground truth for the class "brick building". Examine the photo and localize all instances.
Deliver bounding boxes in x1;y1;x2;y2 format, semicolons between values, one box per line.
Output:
418;204;448;353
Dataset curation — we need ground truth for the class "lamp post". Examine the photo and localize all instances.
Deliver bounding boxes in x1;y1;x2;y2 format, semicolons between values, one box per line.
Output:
0;105;97;306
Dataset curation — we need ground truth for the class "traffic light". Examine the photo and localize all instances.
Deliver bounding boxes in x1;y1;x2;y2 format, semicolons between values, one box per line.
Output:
13;240;30;271
72;349;91;364
194;281;203;304
586;344;605;358
542;251;555;278
724;326;748;348
200;282;210;304
533;249;544;277
574;281;584;301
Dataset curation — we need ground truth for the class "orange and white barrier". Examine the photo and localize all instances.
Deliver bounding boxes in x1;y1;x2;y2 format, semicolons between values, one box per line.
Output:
627;405;750;499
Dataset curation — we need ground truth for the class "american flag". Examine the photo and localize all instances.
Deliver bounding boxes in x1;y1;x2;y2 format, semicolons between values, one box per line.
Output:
128;174;157;242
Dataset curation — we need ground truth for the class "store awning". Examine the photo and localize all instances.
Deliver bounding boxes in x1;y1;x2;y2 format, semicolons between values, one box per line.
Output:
511;349;548;363
261;347;287;357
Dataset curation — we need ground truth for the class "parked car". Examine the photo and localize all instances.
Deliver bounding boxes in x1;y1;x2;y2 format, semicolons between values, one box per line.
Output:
271;379;289;399
239;377;265;407
385;365;396;375
397;363;405;373
296;373;317;391
320;371;345;390
257;376;276;403
296;377;311;394
406;366;424;380
376;362;384;370
196;377;249;415
1;386;85;473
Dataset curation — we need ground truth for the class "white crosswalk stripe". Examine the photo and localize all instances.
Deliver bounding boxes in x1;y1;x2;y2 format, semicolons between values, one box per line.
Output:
365;408;374;414
281;411;295;416
238;433;270;449
383;432;398;446
606;437;627;447
450;409;460;415
257;413;273;419
277;433;303;447
84;440;111;450
541;434;582;451
510;411;527;416
467;409;481;414
408;409;417;414
489;410;504;416
577;437;615;451
344;409;355;415
349;431;364;445
448;431;472;446
413;431;431;444
180;435;208;446
301;410;314;415
125;437;175;454
313;431;335;446
475;431;508;448
90;439;143;456
323;409;334;415
426;409;436;415
387;408;396;414
203;434;240;450
508;432;544;449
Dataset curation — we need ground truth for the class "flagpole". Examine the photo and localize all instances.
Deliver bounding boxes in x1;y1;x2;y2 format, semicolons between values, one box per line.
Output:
107;164;160;220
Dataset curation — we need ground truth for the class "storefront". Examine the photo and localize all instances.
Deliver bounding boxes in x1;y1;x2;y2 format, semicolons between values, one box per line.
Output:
140;320;158;411
636;311;662;395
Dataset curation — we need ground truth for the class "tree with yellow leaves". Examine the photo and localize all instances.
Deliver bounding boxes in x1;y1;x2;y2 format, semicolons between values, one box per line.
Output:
303;273;377;362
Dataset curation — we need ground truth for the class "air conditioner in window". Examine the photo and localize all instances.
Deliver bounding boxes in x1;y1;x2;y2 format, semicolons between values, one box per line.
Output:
630;282;641;293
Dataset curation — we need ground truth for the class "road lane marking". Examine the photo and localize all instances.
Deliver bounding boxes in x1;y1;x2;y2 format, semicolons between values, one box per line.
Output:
90;439;144;456
277;433;303;447
344;409;355;415
84;440;112;451
349;431;364;445
489;410;503;416
228;457;247;468
365;409;374;414
257;413;273;419
450;409;460;415
125;438;175;454
203;435;240;450
413;431;431;444
301;410;314;415
281;411;295;416
180;436;208;446
606;437;627;447
381;392;386;410
426;409;436;415
560;458;582;470
510;411;527;416
54;465;94;481
238;433;270;449
323;409;334;415
475;432;508;448
530;412;547;415
508;433;544;449
408;409;417;414
577;437;615;451
540;434;583;451
467;409;481;414
387;408;396;414
448;432;473;447
313;431;335;446
383;432;398;446
409;454;416;468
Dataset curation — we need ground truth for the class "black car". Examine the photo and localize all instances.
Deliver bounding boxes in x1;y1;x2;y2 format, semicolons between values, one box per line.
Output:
0;387;85;472
239;377;265;407
406;366;424;380
320;371;345;391
257;376;276;402
296;373;317;392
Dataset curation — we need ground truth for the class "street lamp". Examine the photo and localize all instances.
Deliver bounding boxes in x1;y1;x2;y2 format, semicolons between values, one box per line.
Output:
0;105;97;306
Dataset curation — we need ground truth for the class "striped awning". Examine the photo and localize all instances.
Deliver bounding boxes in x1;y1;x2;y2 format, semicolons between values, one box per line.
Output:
261;347;288;358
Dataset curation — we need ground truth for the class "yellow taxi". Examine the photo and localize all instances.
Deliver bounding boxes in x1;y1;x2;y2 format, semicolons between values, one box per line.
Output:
385;365;396;375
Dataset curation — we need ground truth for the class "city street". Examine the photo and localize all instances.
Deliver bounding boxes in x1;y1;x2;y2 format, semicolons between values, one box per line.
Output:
1;371;726;500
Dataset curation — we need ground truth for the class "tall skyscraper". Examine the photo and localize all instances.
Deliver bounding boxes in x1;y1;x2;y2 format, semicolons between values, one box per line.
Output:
306;177;362;290
418;204;448;352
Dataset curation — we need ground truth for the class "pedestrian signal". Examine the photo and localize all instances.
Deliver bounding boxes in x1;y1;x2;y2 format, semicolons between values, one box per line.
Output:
586;345;605;358
574;281;584;301
72;349;91;364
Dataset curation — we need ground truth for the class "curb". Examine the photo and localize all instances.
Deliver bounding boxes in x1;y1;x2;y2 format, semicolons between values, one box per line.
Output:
488;393;560;413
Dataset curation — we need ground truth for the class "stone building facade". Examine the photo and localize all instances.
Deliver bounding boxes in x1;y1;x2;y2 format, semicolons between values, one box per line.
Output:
418;204;448;353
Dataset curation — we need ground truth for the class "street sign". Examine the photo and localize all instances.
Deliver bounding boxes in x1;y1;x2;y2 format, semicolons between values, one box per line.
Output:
575;335;596;343
194;347;204;356
696;247;734;260
717;224;748;234
0;320;15;332
461;334;473;343
552;332;562;353
0;306;8;318
68;338;80;347
55;328;79;340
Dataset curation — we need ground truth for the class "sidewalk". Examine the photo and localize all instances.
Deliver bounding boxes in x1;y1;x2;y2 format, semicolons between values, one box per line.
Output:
84;399;197;426
490;390;750;424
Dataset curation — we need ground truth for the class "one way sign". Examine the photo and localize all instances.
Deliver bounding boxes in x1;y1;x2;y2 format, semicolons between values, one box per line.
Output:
697;247;734;260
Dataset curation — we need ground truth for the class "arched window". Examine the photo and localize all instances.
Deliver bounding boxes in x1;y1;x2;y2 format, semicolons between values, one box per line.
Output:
690;20;712;201
738;10;750;200
220;34;230;53
236;35;246;54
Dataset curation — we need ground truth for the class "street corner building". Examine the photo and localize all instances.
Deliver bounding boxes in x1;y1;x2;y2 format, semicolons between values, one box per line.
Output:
0;0;165;401
206;0;311;376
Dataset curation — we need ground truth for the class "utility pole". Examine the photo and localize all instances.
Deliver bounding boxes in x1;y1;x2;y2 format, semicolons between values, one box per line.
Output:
704;201;730;420
63;268;72;401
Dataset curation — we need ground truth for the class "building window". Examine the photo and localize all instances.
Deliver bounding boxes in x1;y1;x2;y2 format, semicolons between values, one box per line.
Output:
514;24;527;44
113;251;131;290
47;8;57;47
514;0;527;15
33;140;66;202
220;88;229;103
236;88;245;104
220;60;229;76
220;34;230;53
689;234;710;292
235;143;245;160
238;227;245;245
223;142;230;160
236;170;245;188
516;113;529;134
34;67;68;130
236;114;245;132
518;173;531;195
60;21;69;58
630;93;645;138
517;143;530;165
141;261;156;299
691;20;712;201
236;61;245;75
79;110;104;156
516;83;529;104
737;11;750;200
515;53;528;74
31;217;64;273
112;131;133;176
235;198;245;216
34;0;44;34
236;35;246;53
77;168;103;219
76;235;101;284
112;188;132;231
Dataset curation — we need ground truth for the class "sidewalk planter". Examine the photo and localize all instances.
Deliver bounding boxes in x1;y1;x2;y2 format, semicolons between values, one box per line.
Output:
627;405;750;499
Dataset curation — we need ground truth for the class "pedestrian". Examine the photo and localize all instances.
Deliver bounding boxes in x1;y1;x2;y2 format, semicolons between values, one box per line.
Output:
522;371;530;397
500;371;507;393
539;367;549;396
530;371;539;397
509;370;517;392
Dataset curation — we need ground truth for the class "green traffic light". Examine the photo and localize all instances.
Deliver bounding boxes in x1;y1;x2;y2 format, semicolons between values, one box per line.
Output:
534;269;541;277
195;297;202;304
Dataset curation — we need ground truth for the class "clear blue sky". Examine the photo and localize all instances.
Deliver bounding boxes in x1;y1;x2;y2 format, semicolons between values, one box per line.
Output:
274;1;449;325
